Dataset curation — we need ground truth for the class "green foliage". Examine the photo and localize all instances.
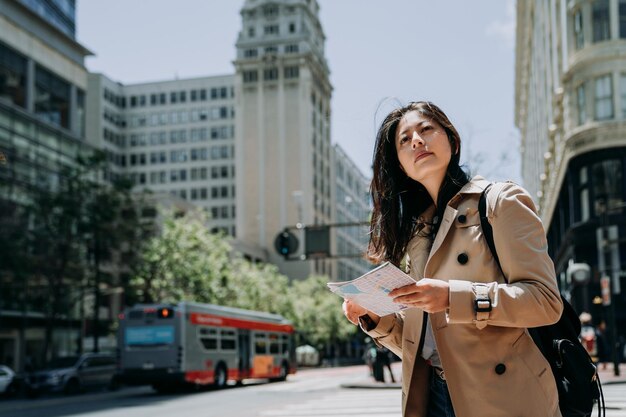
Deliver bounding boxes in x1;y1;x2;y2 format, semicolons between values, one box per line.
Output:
289;275;356;349
130;209;233;303
129;212;356;349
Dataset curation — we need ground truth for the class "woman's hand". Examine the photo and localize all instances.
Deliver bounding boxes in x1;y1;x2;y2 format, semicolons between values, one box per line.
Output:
389;278;450;313
342;299;380;326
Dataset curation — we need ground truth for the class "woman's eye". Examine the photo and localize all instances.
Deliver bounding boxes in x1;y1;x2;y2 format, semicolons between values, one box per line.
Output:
421;125;432;133
399;137;409;144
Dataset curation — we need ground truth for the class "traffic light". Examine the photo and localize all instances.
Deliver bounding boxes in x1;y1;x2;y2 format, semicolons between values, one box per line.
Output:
274;230;298;259
304;225;330;258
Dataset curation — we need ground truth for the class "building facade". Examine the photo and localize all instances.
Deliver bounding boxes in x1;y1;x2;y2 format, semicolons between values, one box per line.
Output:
234;0;335;279
516;0;625;345
331;144;371;281
0;0;92;370
85;0;371;280
86;74;238;237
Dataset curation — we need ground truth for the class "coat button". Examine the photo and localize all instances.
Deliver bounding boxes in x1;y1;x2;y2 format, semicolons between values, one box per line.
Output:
457;253;469;265
495;363;506;375
457;214;467;224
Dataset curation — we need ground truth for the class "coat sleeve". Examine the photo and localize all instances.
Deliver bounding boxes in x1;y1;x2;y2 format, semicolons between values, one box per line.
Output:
447;182;563;328
361;312;405;358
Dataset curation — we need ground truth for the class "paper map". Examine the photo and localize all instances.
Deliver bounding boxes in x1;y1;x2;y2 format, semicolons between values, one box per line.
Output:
327;262;416;316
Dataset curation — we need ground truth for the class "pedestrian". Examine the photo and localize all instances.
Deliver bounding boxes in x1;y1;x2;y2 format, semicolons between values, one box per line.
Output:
342;101;563;417
375;346;396;383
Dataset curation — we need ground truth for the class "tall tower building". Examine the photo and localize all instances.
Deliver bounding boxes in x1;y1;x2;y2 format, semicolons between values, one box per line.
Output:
234;0;333;279
515;0;625;332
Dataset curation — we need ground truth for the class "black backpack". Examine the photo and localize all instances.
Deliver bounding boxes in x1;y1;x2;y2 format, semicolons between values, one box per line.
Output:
479;185;605;417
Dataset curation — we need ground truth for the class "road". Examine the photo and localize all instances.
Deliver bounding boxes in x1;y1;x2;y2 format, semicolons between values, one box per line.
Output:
0;364;624;417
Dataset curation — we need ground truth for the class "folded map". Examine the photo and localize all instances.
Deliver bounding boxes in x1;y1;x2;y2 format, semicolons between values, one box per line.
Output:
327;261;417;316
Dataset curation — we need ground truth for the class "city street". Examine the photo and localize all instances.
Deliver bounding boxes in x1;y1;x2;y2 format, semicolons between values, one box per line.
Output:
0;364;625;417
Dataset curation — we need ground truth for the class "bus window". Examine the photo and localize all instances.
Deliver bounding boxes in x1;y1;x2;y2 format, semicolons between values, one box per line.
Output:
199;327;218;351
220;329;236;351
269;333;280;354
281;334;289;354
254;333;267;354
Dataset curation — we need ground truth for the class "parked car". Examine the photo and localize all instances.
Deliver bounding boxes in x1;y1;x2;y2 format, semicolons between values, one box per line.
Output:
0;365;20;397
26;353;118;396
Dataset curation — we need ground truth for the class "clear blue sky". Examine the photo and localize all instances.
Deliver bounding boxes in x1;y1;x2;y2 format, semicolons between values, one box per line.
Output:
76;0;519;183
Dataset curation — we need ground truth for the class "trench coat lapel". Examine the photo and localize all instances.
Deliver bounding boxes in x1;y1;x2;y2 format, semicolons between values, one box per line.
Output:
426;206;458;265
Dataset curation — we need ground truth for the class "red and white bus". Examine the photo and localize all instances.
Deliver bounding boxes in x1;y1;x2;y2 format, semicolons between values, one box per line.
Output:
116;301;296;392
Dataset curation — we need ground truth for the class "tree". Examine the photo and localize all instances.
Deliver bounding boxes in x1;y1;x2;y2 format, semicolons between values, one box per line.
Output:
130;209;232;304
288;275;356;356
17;151;145;361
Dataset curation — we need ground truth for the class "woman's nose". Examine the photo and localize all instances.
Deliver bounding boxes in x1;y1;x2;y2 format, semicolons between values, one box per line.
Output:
411;132;424;148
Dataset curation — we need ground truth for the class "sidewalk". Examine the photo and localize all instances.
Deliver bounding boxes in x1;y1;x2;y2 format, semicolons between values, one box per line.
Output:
342;362;626;389
341;362;403;389
598;363;626;385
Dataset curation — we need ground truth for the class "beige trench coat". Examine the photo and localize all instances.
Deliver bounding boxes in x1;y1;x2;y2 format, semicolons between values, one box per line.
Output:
364;177;563;417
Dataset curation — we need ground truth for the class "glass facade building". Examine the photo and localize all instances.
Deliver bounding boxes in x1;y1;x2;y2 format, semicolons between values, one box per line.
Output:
17;0;76;39
0;0;91;371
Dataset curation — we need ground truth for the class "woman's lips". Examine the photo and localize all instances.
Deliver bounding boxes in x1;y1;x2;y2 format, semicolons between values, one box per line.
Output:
414;152;432;163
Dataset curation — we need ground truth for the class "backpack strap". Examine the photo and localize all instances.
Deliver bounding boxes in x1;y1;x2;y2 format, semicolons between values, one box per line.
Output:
478;183;505;281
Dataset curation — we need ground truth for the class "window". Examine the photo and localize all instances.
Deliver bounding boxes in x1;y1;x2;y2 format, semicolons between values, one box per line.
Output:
255;333;267;354
592;160;623;215
264;46;278;55
285;44;299;53
220;330;236;351
289;22;296;33
248;26;255;37
621;74;626;118
264;25;279;35
594;74;613;120
264;68;279;81
263;5;278;18
199;327;218;351
244;48;258;58
170;91;177;104
574;9;584;49
592;0;610;43
579;166;590;222
34;65;70;128
243;70;258;83
285;66;299;79
577;83;587;125
0;43;27;108
269;334;280;354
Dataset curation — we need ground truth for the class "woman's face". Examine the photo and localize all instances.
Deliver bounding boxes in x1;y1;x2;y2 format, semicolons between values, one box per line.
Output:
394;110;453;185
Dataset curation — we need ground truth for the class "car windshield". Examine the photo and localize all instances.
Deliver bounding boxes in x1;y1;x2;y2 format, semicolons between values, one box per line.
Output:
43;356;80;369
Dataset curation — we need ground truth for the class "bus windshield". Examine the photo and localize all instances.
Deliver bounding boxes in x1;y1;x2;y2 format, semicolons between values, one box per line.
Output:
126;326;174;347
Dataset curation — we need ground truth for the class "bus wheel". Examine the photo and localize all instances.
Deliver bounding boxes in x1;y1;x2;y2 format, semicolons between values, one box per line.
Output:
214;364;227;389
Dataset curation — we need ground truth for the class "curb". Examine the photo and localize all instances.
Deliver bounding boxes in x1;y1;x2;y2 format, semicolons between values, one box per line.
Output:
341;381;401;389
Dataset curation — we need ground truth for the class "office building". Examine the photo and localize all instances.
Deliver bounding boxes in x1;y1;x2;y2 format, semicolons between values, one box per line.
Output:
515;0;624;333
0;0;91;370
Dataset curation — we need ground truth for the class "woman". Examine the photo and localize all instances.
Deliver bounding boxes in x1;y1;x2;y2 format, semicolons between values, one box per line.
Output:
343;101;563;417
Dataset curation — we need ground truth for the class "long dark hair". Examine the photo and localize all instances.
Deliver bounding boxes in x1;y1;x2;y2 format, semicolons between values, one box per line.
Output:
368;101;469;266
